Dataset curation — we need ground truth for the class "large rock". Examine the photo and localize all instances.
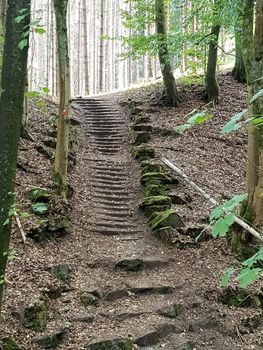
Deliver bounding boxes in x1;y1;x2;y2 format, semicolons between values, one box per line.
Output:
157;304;183;319
20;298;48;332
141;195;171;210
149;210;184;231
86;338;133;350
36;325;69;349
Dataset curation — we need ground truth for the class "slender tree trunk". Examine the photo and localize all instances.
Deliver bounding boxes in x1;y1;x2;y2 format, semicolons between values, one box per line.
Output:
82;0;89;95
155;0;180;107
53;0;71;197
232;29;247;83
0;0;30;314
99;0;105;92
205;23;220;105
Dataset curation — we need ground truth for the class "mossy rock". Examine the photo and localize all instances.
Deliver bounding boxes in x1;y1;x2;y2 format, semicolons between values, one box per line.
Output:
152;226;173;242
36;325;69;349
132;131;150;145
141;196;171;209
35;145;54;160
157;303;183;319
130;106;144;115
218;288;263;308
133;116;151;125
149;209;184;231
1;338;18;350
47;215;70;232
132;124;152;133
141;172;178;187
81;292;101;307
141;161;164;175
115;259;144;272
20;298;48;332
50;264;69;282
144;205;171;218
143;184;167;197
86;338;133;350
133;145;155;160
26;187;50;203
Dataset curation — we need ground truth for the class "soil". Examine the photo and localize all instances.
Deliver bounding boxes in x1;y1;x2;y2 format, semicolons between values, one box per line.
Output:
0;74;263;350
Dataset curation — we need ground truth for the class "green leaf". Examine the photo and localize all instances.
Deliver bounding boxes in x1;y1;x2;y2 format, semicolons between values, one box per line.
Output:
238;268;262;288
174;124;190;134
250;89;263;104
18;39;28;50
20;212;30;219
220;267;235;286
242;248;263;268
35;27;46;35
42;87;49;93
31;202;48;215
221;109;248;134
25;90;39;98
187;111;212;125
210;204;224;221
224;213;235;226
211;218;229;237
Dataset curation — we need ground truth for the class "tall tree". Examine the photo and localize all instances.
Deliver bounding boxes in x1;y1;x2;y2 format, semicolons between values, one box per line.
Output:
155;0;180;107
205;0;220;105
0;0;31;313
53;0;71;197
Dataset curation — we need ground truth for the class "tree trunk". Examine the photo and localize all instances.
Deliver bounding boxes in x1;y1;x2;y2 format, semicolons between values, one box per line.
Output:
229;0;263;257
205;24;220;105
53;0;71;198
0;0;30;314
232;28;246;83
155;0;180;107
82;0;90;95
99;0;105;92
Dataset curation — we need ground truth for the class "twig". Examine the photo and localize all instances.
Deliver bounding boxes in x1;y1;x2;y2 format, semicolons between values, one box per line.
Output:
162;158;263;243
14;212;26;243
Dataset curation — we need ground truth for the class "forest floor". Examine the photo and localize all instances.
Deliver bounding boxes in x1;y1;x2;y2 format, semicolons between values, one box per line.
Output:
0;73;263;350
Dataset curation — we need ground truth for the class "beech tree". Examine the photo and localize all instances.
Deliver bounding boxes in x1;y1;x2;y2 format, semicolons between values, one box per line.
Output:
0;0;31;313
53;0;71;197
155;0;180;106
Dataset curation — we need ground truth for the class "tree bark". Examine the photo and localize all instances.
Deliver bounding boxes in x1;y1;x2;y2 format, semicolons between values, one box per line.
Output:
0;0;30;314
155;0;180;107
53;0;71;197
205;24;220;105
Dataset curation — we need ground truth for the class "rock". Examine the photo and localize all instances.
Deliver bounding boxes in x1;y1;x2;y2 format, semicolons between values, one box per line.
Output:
104;286;174;301
104;289;129;302
179;340;196;350
152;127;173;136
144;184;167;197
47;215;70;232
188;319;219;332
1;338;18;350
81;292;100;307
27;225;67;243
131;106;144;115
242;313;263;331
152;226;173;242
26;187;50;203
86;338;133;350
43;138;56;149
141;172;178;187
141;161;164;175
144;205;171;218
114;259;144;272
86;288;102;299
36;326;69;349
141;196;172;210
133;145;155;160
72;315;95;323
50;264;69;282
135;323;182;346
20;298;48;331
169;194;187;205
133;116;151;125
132;131;150;145
157;304;183;319
35;145;53;160
149;209;184;231
44;285;73;300
132;124;152;132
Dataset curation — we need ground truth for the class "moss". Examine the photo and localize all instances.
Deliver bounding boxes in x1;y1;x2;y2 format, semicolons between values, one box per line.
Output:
132;124;152;133
2;338;18;350
218;288;254;308
152;226;173;242
141;162;164;175
144;205;171;218
26;187;50;202
143;184;167;197
131;131;150;145
141;196;171;209
86;338;133;350
149;209;184;231
21;298;48;331
133;116;151;125
133;145;155;160
141;172;167;186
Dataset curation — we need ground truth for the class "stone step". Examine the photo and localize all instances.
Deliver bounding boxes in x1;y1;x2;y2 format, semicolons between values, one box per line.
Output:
91;228;142;236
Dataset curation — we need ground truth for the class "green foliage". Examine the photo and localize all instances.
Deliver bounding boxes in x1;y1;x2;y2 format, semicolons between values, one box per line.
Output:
209;194;247;237
221;109;249;134
174;110;212;134
31;202;48;215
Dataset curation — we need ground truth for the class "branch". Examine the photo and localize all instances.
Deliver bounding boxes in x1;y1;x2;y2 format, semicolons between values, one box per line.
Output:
14;211;26;243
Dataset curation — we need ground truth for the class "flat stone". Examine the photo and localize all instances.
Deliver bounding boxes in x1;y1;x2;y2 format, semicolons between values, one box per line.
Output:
50;264;69;282
104;289;129;302
157;304;183;319
81;292;100;307
149;209;184;231
135;323;182;346
86;338;133;350
141;195;171;209
114;259;144;272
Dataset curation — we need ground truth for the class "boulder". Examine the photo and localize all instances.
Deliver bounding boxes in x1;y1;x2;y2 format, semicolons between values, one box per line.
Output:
20;298;48;332
149;210;184;231
86;338;133;350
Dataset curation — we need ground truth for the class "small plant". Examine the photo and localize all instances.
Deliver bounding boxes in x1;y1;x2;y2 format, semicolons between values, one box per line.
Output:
174;109;213;134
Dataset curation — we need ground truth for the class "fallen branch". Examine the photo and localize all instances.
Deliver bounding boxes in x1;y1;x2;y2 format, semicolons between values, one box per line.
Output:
162;157;263;243
14;211;26;243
